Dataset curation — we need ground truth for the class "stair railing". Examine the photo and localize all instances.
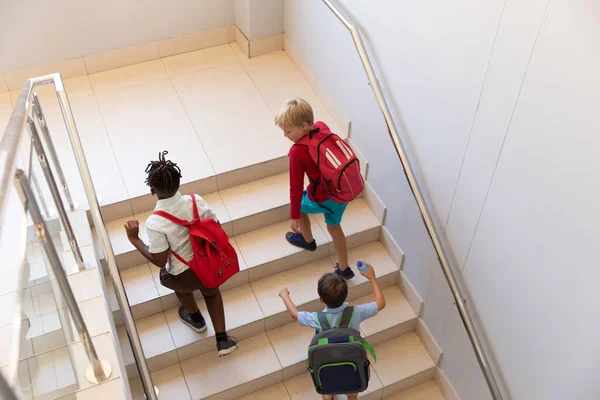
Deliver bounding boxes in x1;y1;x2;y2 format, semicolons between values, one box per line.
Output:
0;74;158;399
320;1;505;399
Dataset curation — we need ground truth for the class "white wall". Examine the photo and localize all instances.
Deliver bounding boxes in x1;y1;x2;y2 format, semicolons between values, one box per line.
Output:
0;0;235;73
285;0;600;399
235;0;284;40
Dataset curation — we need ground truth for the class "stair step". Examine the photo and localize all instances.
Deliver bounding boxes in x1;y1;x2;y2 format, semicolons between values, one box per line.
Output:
104;172;289;270
117;242;401;376
385;380;445;400
105;198;382;323
104;172;380;272
130;331;434;400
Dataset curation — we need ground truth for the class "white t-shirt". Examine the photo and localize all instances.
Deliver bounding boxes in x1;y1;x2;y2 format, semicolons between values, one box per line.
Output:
146;192;217;275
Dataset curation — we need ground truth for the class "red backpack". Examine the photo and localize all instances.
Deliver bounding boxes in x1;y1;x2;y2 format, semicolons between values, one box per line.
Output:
302;122;364;203
153;194;239;288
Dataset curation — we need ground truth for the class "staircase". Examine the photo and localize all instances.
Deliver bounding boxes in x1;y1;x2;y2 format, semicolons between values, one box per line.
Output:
103;165;443;399
2;40;449;399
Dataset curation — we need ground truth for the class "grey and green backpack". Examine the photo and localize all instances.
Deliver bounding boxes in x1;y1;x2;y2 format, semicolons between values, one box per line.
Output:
307;306;377;395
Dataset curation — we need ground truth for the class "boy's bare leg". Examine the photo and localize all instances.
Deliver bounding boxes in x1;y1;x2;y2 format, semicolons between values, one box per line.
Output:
347;394;358;400
202;289;226;333
322;395;333;400
327;223;349;270
176;292;199;313
299;212;314;243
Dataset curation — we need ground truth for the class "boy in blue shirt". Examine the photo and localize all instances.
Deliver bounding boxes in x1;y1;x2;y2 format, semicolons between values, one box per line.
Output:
279;264;386;400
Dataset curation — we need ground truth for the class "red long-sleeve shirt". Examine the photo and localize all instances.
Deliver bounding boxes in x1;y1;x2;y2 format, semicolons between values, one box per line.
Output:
289;121;330;219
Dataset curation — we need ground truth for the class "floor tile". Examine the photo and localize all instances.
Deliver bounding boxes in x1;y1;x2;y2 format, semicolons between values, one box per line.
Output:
121;263;159;306
180;333;281;399
353;286;416;338
215;155;288;191
201;191;232;224
106;215;135;255
134;312;175;359
161;44;239;77
371;333;435;387
131;364;191;400
386;380;445;400
240;51;342;135
72;378;128;400
70;296;112;338
172;62;290;174
251;258;333;317
67;269;103;303
238;381;290;400
89;59;168;93
235;216;328;268
219;173;288;220
267;322;314;369
95;78;215;198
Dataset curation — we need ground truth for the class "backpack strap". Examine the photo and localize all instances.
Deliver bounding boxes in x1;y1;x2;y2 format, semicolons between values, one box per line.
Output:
315;312;332;332
189;194;200;221
337;306;355;329
152;210;191;227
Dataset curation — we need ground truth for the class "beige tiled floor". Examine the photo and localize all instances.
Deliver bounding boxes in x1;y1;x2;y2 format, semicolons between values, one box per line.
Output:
386;380;446;400
180;333;281;399
2;43;342;214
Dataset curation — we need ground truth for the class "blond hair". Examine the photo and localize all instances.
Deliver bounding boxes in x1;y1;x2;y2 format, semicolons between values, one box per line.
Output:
274;98;314;128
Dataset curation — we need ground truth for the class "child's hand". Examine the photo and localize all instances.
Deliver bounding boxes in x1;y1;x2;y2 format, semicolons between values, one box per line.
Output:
124;220;140;241
290;219;300;233
360;264;376;280
278;287;290;298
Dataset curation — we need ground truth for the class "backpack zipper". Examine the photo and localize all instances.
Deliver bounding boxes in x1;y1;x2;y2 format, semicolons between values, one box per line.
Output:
336;158;359;192
218;259;236;277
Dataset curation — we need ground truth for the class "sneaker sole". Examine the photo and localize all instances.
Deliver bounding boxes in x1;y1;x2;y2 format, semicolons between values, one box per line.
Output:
218;344;239;357
180;318;208;333
285;238;317;251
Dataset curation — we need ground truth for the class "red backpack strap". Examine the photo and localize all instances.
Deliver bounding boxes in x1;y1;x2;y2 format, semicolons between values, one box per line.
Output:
152;210;191;227
169;250;190;266
189;194;200;221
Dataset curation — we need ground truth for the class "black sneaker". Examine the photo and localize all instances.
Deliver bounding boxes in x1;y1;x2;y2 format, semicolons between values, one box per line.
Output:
179;306;207;333
334;263;355;280
285;232;317;251
217;336;239;357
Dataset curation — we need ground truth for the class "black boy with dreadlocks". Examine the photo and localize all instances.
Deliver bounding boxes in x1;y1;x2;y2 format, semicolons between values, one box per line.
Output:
124;151;239;356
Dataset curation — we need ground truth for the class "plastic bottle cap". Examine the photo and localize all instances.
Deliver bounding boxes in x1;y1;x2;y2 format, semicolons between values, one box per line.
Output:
357;261;363;267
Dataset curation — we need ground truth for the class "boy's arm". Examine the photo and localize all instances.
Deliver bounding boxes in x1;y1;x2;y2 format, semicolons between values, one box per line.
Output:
361;264;386;310
124;220;169;268
278;287;299;320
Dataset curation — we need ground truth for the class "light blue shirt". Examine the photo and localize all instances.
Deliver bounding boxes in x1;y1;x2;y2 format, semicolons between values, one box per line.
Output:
297;302;379;332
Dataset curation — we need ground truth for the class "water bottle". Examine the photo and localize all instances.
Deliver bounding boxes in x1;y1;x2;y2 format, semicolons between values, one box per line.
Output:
356;261;369;274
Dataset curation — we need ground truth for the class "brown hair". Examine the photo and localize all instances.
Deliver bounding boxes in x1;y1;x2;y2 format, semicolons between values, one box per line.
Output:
317;273;348;308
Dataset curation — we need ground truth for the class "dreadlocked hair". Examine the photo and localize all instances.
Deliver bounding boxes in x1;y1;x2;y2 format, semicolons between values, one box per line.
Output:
145;151;182;194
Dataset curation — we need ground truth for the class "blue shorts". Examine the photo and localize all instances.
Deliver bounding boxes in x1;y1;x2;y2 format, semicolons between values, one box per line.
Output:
300;190;348;225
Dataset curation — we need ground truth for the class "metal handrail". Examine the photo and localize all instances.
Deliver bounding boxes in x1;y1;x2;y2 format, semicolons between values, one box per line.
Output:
0;74;158;399
320;1;505;399
15;169;111;383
